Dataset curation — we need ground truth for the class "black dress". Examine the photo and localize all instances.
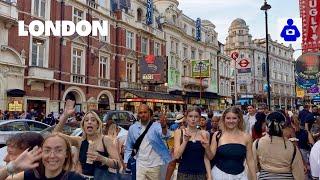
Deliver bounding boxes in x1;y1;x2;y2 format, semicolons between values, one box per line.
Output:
79;138;109;176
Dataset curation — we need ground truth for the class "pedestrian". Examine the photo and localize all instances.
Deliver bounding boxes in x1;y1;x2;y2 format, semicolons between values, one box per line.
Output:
299;105;314;131
124;104;171;180
174;107;211;180
206;106;256;180
0;110;3;120
166;113;185;180
310;139;320;179
9;133;85;179
199;116;207;130
252;111;305;179
244;105;257;135
0;146;42;180
311;116;320;141
251;112;267;142
4;132;44;165
170;113;184;131
54;100;121;179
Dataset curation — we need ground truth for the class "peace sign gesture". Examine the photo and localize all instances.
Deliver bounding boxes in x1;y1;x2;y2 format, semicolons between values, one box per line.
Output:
200;131;210;149
63;99;76;117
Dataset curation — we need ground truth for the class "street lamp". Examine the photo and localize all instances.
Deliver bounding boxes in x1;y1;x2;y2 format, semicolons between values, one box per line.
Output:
261;0;272;110
199;61;204;107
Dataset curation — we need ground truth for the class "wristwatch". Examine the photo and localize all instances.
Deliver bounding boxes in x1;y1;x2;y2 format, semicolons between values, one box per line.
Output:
6;161;15;176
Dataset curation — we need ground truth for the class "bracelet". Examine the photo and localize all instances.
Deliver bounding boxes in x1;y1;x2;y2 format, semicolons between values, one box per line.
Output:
6;161;15;176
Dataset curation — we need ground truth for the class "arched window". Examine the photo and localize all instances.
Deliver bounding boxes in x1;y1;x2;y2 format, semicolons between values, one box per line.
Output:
137;8;142;22
172;15;176;24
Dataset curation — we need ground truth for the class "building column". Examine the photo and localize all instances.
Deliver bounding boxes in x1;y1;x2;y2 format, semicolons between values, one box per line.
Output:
285;97;287;109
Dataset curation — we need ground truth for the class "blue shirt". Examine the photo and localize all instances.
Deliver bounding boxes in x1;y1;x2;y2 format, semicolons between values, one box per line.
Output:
124;121;171;164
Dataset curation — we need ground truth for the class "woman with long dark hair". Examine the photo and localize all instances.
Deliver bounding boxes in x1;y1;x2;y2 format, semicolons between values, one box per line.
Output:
253;111;305;179
252;112;267;141
174;107;211;180
205;106;256;180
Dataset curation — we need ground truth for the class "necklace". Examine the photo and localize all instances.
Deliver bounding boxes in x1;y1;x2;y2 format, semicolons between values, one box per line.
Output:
192;130;199;143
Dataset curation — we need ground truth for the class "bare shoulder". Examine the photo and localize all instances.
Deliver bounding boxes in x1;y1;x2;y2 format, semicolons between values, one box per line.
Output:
242;132;252;144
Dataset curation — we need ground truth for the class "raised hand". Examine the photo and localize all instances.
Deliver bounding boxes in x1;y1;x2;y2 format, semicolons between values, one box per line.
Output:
183;129;191;142
63;99;76;117
200;132;210;149
12;146;42;172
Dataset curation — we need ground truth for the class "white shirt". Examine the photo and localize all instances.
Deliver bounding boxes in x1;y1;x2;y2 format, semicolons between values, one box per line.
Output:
136;125;164;168
246;114;256;134
310;140;320;178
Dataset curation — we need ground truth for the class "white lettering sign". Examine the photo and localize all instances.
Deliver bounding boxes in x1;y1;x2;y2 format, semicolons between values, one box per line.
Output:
18;20;109;37
309;0;318;41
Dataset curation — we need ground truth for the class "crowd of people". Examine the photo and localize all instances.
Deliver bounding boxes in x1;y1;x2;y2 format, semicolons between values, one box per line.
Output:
0;101;319;180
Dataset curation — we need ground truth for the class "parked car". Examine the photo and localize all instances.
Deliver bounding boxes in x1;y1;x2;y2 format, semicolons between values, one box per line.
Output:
0;119;50;148
102;111;137;130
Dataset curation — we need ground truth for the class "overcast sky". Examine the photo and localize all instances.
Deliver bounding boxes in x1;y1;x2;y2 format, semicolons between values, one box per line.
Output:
177;0;302;58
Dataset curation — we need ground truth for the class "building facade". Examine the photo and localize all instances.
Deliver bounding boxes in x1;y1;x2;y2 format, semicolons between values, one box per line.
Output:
225;18;296;109
217;42;232;110
155;0;220;111
0;0;25;112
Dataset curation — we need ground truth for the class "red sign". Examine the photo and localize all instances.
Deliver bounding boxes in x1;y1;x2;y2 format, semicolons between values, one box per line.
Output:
300;0;320;52
238;59;249;68
231;52;239;60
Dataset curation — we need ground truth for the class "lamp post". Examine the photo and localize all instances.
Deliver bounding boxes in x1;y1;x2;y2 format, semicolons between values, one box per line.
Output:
261;0;272;110
199;61;204;107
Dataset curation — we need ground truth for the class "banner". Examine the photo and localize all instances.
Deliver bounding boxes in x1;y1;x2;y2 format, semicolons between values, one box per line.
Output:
296;86;305;98
196;18;201;41
296;75;317;89
295;53;320;79
191;60;210;78
299;0;320;52
146;0;153;25
140;55;167;84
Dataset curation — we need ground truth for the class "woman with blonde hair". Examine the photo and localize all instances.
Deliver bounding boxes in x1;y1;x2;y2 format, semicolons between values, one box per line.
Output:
8;133;85;180
54;100;120;179
205;106;256;180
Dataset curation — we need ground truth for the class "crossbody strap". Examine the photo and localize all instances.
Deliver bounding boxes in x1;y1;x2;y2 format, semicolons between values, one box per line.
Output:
131;121;153;157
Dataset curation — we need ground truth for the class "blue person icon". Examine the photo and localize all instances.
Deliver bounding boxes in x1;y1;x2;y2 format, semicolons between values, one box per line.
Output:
281;19;300;41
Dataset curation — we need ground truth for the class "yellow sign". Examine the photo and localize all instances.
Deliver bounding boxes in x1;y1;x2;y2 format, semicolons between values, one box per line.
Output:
296;87;305;98
8;101;23;111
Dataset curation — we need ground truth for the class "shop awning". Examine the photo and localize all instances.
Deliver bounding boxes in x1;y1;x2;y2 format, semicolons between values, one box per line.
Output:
169;90;219;99
122;90;184;104
7;89;25;97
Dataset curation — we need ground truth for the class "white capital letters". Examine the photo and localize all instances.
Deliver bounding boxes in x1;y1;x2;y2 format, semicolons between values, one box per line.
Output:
18;21;28;36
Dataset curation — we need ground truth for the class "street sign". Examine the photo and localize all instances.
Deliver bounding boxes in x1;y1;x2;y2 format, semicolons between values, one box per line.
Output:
237;73;252;84
231;52;239;60
238;59;249;68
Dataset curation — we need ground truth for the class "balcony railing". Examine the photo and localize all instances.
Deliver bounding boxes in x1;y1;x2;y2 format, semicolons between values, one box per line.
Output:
99;79;110;87
120;81;142;90
86;0;98;9
28;66;54;80
0;0;18;22
71;74;85;84
181;77;209;88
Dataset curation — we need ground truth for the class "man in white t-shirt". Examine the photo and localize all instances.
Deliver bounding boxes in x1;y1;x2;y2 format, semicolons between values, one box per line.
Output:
310;140;320;179
244;105;257;134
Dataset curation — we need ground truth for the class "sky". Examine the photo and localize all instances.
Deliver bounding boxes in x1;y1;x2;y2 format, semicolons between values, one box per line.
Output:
177;0;302;58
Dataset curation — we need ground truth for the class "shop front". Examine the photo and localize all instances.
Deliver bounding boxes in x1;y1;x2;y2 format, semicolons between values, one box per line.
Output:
121;90;184;113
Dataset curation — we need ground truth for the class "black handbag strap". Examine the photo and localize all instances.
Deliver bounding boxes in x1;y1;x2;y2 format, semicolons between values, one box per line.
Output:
131;121;153;156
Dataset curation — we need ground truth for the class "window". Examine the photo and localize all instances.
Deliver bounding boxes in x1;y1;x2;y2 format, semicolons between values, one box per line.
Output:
192;28;195;37
99;56;109;79
240;53;244;58
239;30;243;35
27;121;48;131
191;50;195;59
137;8;143;22
98;0;105;7
0;122;27;131
127;62;135;82
126;31;134;49
73;8;83;24
199;52;203;60
33;0;46;18
99;20;107;42
31;38;45;67
172;15;177;24
183;65;187;76
72;48;83;75
183;24;187;32
154;42;160;56
183;47;188;58
175;42;179;54
141;37;148;54
272;71;276;79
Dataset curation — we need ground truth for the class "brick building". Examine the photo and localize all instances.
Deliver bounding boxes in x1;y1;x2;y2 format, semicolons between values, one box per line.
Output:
1;0;174;115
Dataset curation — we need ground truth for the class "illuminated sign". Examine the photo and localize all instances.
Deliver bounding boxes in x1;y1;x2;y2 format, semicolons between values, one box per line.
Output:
191;60;210;78
146;0;153;25
196;18;201;41
295;52;320;79
125;98;184;104
140;55;167;83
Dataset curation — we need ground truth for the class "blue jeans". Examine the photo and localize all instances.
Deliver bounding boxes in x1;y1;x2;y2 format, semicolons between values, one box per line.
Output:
127;156;136;180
